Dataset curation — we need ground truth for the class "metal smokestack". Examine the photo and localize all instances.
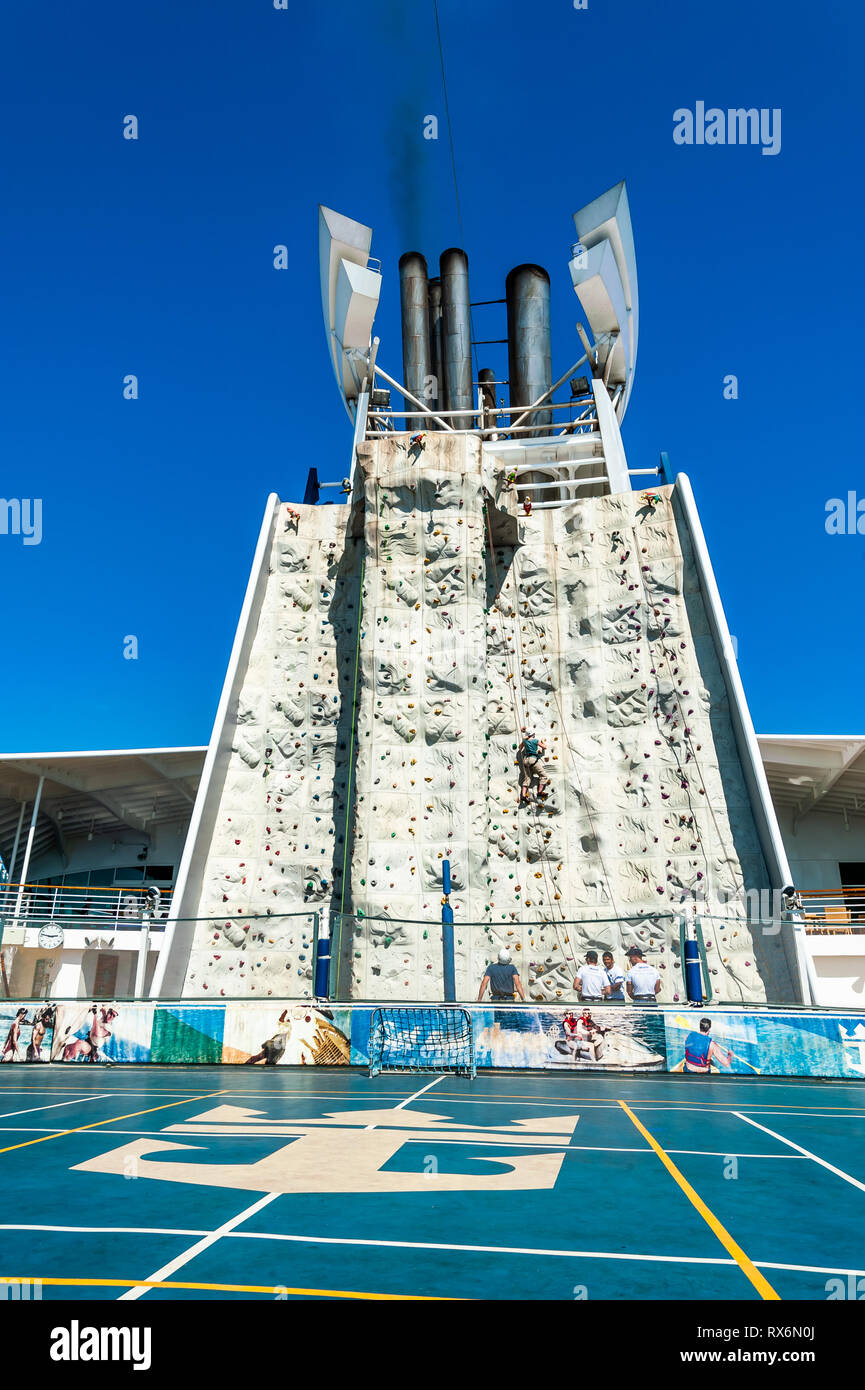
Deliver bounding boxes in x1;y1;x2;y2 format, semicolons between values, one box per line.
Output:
478;366;497;435
506;264;552;438
440;248;473;421
428;276;443;427
399;251;431;430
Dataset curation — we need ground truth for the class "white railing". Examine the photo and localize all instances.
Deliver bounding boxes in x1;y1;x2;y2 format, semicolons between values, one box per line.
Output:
799;888;865;934
366;398;601;440
0;883;172;932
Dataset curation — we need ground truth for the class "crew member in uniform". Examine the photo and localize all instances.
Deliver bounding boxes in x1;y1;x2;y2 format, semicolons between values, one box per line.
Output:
625;946;661;1003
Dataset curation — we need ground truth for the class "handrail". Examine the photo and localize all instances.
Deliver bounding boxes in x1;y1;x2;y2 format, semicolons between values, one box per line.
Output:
0;881;174;896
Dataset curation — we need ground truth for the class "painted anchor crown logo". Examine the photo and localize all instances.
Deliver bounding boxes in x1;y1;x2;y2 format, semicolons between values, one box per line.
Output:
75;1104;580;1194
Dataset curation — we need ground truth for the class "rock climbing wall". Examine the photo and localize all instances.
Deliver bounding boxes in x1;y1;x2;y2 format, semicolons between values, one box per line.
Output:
180;501;363;999
329;436;797;1005
175;434;798;1005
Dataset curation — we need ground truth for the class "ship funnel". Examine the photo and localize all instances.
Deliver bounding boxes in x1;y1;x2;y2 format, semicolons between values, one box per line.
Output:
399;251;431;430
428;276;443;426
440;248;473;420
506;263;552;438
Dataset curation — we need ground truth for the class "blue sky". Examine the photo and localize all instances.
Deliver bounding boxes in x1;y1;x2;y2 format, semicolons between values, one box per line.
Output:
0;0;862;751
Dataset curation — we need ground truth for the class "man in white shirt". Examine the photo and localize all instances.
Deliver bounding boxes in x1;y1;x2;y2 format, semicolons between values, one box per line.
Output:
574;951;611;1002
602;950;625;1003
625;947;661;1003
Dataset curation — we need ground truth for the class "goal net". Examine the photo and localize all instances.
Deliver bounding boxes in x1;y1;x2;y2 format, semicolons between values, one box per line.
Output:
368;1007;475;1078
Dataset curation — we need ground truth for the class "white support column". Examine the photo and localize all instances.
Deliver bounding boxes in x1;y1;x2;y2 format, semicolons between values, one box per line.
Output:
7;801;26;885
134;911;151;997
13;776;44;920
592;378;631;494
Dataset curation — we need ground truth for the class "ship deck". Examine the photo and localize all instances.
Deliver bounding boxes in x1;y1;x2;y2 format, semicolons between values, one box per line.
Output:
0;1066;863;1301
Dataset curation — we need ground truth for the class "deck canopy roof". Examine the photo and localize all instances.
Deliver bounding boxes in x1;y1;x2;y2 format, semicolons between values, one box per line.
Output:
0;748;206;870
757;735;865;824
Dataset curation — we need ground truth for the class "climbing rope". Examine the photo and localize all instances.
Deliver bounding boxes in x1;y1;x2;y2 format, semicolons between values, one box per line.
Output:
335;553;366;995
511;546;624;929
629;496;737;901
483;503;577;984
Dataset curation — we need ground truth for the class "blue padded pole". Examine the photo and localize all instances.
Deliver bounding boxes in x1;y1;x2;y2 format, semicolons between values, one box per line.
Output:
313;913;331;1000
683;907;704;1004
442;859;455;1002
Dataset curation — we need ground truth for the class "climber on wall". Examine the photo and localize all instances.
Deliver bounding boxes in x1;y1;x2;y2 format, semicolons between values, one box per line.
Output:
518;734;548;807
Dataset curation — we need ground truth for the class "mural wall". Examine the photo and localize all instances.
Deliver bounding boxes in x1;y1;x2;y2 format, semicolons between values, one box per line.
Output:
2;1000;864;1078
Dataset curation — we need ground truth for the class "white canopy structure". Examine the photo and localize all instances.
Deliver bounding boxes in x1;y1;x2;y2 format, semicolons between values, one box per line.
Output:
318;205;382;422
569;180;639;421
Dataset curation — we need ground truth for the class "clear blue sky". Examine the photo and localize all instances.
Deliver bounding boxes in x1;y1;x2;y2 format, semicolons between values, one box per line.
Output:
1;0;862;752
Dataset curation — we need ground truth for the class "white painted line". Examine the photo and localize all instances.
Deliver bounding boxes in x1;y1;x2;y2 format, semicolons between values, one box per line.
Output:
0;1127;808;1158
0;1223;207;1237
0;1094;111;1120
118;1073;446;1299
734;1112;865;1194
116;1191;282;1302
363;1075;444;1130
2;1222;861;1281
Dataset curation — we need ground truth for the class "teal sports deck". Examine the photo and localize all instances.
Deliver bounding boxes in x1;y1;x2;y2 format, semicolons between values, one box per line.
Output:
0;1067;863;1301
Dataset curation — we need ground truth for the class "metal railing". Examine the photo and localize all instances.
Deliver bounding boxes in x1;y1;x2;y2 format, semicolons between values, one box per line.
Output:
0;882;173;932
366;398;601;440
0;901;832;1004
799;887;865;934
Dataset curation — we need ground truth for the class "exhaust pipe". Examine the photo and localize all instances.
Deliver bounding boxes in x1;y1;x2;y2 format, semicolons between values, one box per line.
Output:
440;248;473;422
506;264;552;439
479;366;497;435
428;276;443;427
399;251;431;430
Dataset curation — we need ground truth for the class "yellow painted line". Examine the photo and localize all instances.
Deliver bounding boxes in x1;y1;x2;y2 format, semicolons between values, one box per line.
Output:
438;1092;865;1114
0;1090;229;1155
617;1099;780;1301
4;1275;450;1300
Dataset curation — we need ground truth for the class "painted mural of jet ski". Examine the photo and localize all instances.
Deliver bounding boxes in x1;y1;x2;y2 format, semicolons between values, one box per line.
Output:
543;1008;664;1070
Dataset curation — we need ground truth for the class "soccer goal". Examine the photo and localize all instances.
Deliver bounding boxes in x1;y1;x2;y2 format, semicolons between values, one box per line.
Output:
368;1006;476;1078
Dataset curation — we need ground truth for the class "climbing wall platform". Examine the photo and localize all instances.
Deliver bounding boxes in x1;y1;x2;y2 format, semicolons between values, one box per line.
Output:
159;434;801;1006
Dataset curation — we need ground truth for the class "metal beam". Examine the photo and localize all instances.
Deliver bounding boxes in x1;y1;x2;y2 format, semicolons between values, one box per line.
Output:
793;741;865;827
6;759;151;833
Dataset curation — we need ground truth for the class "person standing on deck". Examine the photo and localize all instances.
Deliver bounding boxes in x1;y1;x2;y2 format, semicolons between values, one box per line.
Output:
625;947;662;1003
603;950;626;1003
574;951;611;1002
479;948;525;1002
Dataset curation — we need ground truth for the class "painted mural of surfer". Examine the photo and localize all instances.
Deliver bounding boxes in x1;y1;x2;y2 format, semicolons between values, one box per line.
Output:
26;1005;56;1061
0;1005;57;1062
1;1008;29;1062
